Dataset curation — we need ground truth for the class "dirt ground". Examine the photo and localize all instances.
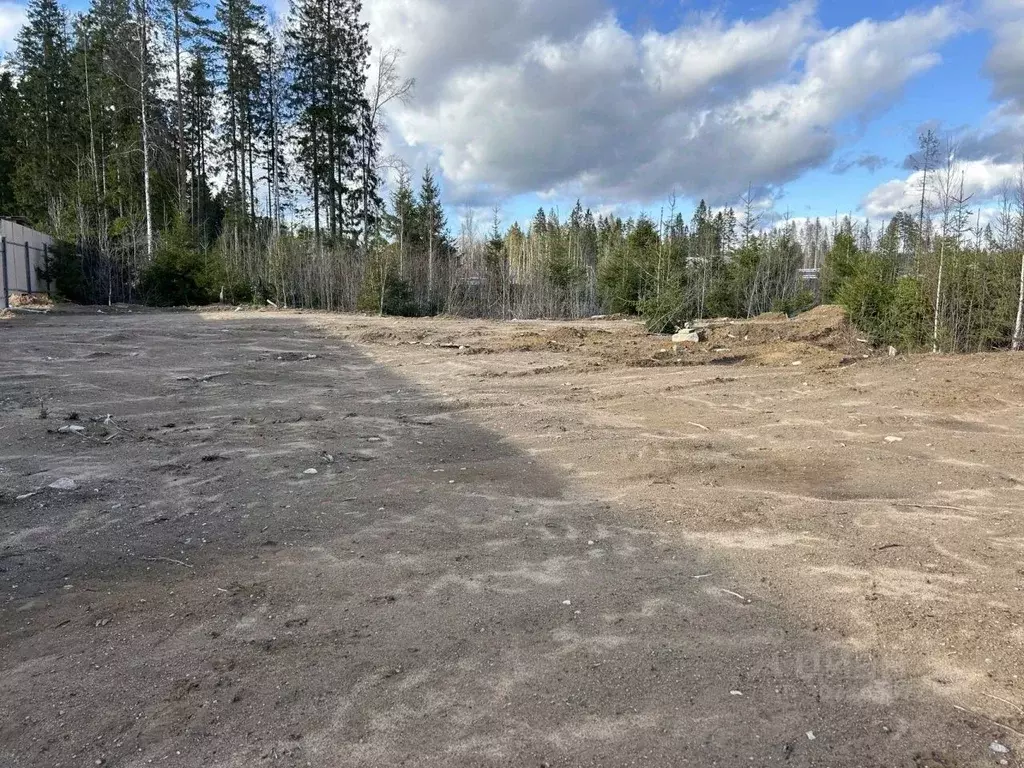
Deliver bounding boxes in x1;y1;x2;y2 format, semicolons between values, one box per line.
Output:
1;307;1021;767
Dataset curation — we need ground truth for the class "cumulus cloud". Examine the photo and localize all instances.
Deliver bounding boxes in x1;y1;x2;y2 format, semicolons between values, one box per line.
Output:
983;0;1024;110
365;0;961;207
862;157;1022;218
0;1;27;54
861;1;1024;221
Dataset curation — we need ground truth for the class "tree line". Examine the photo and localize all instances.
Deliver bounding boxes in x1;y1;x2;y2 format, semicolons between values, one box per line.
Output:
1;6;1023;353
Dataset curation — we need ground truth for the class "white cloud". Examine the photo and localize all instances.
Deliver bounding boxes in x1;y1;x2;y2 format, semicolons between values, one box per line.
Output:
366;0;961;207
860;0;1024;221
983;0;1024;109
862;157;1022;218
0;1;27;54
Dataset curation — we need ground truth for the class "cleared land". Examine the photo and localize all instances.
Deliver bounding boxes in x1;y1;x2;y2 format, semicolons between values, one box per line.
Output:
1;308;1022;767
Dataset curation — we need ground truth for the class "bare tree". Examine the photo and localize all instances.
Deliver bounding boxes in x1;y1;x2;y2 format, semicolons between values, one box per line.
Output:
932;143;956;353
914;129;940;274
931;142;972;353
362;47;415;252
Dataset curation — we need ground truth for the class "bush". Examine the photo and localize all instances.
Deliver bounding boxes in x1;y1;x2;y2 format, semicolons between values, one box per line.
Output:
638;286;686;334
139;220;214;306
357;249;416;316
882;277;931;350
36;241;86;302
772;288;816;317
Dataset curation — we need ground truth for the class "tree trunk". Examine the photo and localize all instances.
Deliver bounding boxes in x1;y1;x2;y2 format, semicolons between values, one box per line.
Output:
138;0;154;260
174;5;185;209
1013;252;1024;351
933;239;945;353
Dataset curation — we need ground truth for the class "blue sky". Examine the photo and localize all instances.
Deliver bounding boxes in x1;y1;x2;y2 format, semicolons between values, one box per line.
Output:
363;0;1024;230
4;0;1023;231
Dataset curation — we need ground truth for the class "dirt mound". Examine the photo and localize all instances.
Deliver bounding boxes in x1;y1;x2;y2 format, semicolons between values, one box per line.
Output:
333;308;865;371
704;305;859;352
623;305;866;370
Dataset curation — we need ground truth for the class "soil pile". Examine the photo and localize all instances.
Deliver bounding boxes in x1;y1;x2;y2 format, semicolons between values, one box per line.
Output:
333;306;868;371
631;305;869;370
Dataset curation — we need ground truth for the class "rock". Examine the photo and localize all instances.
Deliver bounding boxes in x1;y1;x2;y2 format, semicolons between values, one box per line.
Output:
672;329;702;344
806;731;816;741
990;742;1010;754
48;478;77;490
562;600;572;606
303;468;318;475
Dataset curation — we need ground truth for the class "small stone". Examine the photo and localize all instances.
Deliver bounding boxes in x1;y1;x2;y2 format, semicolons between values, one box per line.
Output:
884;436;903;443
562;600;572;606
48;478;77;490
990;742;1009;754
730;690;743;696
303;468;318;475
806;731;816;741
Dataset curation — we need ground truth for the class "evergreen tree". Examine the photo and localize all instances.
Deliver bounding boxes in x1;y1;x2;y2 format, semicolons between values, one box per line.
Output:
416;167;449;309
384;167;417;274
12;0;77;225
183;50;217;244
286;0;371;245
164;0;210;208
0;73;20;217
215;0;266;222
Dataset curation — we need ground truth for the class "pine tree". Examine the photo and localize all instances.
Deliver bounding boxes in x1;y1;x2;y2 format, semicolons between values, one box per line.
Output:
384;166;417;276
164;0;210;208
12;0;77;225
183;51;217;243
417;167;449;309
258;33;289;231
215;0;266;222
0;73;20;217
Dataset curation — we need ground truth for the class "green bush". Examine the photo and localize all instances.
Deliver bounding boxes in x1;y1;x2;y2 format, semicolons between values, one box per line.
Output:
357;249;416;316
139;220;214;306
638;285;686;334
882;277;931;350
772;288;816;317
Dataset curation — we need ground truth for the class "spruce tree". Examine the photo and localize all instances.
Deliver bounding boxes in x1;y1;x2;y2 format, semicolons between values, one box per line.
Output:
12;0;76;224
0;73;20;217
215;0;266;222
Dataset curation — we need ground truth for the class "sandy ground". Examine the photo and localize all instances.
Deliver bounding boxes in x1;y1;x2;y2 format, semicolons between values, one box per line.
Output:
1;308;1021;767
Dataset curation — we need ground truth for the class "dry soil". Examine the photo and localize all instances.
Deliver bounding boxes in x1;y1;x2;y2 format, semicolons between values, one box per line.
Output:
1;307;1021;767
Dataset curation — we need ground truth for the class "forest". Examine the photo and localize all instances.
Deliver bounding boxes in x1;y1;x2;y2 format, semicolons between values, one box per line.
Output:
1;0;1023;354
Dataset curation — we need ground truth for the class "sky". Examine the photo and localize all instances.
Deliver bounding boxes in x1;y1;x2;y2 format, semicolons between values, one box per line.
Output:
3;0;1024;230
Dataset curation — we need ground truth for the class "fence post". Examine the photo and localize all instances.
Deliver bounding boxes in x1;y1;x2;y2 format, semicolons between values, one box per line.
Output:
1;237;8;310
25;241;32;294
